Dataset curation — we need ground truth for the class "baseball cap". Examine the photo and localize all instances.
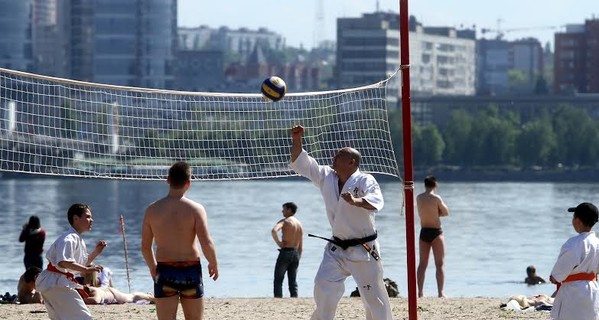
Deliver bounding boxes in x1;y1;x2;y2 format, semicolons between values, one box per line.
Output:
568;202;599;225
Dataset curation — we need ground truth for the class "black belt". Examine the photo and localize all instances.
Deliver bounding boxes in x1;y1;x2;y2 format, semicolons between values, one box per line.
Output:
308;232;379;260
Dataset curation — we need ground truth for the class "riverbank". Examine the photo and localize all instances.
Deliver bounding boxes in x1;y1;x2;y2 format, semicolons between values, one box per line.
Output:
413;167;599;183
0;297;550;320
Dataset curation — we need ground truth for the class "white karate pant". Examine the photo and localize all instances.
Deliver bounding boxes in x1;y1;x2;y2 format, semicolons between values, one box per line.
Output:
310;243;393;320
40;286;92;320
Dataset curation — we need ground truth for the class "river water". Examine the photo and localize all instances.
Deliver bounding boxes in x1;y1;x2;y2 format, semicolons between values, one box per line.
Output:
1;177;596;298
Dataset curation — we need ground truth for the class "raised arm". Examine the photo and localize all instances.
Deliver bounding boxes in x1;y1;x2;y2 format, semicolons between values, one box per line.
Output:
290;125;304;162
195;204;219;281
85;240;107;265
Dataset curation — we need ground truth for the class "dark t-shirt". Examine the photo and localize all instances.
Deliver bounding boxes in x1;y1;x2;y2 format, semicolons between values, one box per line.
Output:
19;228;46;255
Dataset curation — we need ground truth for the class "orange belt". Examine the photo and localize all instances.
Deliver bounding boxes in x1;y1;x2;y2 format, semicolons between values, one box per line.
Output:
46;263;89;298
556;272;596;291
47;263;78;282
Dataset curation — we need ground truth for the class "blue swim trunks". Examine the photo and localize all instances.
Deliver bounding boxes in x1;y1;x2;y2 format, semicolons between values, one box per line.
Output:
154;261;204;299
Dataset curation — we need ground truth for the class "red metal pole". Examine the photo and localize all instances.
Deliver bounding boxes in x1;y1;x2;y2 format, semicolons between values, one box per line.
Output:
398;0;418;319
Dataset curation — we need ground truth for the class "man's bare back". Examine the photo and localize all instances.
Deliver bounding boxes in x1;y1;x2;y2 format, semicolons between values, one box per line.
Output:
141;161;218;320
280;216;303;249
144;196;205;262
417;191;449;228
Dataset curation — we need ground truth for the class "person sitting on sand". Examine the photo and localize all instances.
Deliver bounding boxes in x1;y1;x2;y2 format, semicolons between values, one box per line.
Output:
79;269;154;305
17;266;43;304
524;265;547;285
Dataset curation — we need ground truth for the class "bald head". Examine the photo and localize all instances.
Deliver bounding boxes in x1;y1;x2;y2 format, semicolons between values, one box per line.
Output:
338;147;362;167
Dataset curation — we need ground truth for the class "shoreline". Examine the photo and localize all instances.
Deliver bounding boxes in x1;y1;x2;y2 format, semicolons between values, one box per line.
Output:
0;297;550;319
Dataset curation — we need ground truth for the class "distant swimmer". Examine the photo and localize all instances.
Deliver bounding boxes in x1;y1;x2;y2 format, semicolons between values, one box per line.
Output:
524;265;547;285
416;175;449;298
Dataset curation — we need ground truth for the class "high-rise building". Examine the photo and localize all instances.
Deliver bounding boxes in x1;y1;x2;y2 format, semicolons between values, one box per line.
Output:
477;37;544;96
511;38;544;94
33;0;63;76
33;0;176;89
91;0;176;88
336;12;476;103
554;19;599;95
178;26;285;64
0;0;33;71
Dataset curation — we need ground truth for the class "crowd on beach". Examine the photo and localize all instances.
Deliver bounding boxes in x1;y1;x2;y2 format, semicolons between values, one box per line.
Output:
5;124;599;320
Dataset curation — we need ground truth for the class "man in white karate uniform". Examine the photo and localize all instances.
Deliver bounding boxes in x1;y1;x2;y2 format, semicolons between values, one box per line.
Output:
289;125;393;320
550;202;599;320
35;203;107;320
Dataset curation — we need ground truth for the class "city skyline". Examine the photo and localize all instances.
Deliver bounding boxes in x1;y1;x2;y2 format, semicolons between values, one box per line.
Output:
178;0;599;49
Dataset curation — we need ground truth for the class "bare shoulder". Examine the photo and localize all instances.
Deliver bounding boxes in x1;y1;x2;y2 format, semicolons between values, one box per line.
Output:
183;198;207;216
417;192;438;202
145;198;165;213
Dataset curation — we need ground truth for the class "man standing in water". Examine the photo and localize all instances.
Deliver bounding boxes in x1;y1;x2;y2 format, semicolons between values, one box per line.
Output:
142;161;219;320
271;202;303;298
416;175;449;298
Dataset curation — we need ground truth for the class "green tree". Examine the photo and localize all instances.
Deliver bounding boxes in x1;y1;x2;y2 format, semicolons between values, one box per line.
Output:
442;109;473;165
552;105;599;166
516;116;557;166
413;124;445;166
469;106;519;166
508;69;528;93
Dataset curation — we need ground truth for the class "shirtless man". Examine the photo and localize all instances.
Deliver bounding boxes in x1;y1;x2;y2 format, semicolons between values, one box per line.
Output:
416;175;449;298
271;202;303;298
141;161;219;320
17;266;43;304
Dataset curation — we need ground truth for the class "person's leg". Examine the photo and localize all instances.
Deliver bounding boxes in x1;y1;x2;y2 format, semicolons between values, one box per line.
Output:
287;250;300;297
34;254;43;270
132;292;155;303
431;234;446;297
108;287;134;304
155;296;180;319
180;297;204;320
310;245;349;320
41;286;93;320
350;252;393;320
417;240;432;298
273;251;289;298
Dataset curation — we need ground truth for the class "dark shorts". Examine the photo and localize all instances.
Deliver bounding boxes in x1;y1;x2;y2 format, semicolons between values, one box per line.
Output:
154;261;203;299
419;227;443;243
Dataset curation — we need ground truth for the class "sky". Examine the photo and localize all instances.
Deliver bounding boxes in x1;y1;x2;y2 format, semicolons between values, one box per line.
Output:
178;0;599;49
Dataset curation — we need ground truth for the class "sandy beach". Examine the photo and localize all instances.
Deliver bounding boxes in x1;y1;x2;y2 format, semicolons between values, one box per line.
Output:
0;297;550;319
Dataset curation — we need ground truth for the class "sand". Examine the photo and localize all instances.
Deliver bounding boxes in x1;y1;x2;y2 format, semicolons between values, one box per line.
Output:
0;297;551;319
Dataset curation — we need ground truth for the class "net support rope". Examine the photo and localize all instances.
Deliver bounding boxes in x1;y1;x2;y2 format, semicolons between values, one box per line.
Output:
0;67;400;181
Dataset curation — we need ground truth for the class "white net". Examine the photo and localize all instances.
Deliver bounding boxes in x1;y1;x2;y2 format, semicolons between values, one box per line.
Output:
0;68;400;180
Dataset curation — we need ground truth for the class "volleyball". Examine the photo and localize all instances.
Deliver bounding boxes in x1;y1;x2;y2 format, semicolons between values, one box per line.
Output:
261;76;286;102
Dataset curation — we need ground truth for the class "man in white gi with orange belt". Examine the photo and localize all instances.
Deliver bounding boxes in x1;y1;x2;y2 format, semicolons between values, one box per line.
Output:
549;202;599;320
35;203;107;320
290;125;393;320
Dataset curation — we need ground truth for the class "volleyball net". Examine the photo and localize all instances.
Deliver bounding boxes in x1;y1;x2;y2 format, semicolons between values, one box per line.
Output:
0;67;400;180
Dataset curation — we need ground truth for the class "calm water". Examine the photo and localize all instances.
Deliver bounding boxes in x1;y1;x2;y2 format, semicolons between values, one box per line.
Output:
0;177;597;299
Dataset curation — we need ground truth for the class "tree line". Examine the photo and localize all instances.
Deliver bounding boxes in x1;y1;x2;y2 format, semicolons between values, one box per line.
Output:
387;104;599;170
